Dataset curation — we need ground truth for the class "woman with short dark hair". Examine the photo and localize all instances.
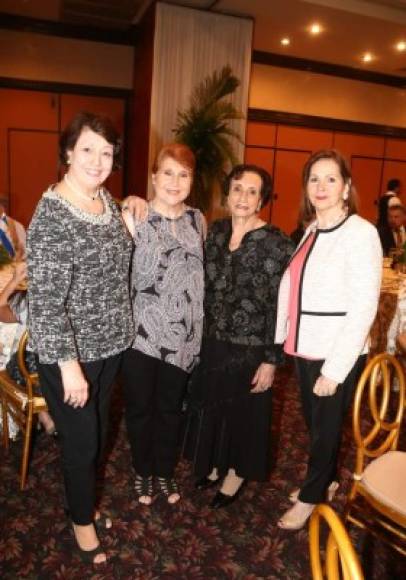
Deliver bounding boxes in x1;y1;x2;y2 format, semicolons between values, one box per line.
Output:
27;111;133;564
183;163;294;508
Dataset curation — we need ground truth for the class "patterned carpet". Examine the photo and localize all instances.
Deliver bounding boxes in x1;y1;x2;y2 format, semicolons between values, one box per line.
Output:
0;365;405;579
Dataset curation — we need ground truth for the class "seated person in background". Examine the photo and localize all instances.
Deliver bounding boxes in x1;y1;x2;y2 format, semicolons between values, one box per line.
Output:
377;178;402;230
387;280;406;356
387;280;406;391
377;204;406;256
0;201;26;260
0;262;55;434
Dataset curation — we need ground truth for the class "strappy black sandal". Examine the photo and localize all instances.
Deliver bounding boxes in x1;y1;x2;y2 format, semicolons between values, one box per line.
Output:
156;477;180;504
134;474;154;505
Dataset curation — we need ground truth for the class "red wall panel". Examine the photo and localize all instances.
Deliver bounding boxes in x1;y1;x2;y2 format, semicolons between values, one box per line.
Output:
245;146;275;223
381;160;406;198
245;121;406;227
351;157;383;223
385;138;406;161
272;150;310;235
245;122;276;147
333;133;384;158
9;130;59;228
277;126;333;151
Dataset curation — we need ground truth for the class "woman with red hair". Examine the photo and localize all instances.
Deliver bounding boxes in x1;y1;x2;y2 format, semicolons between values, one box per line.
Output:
121;143;205;506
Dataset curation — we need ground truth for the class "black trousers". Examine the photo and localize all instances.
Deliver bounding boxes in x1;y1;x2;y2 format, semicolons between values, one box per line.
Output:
122;348;189;478
294;355;366;504
37;353;122;525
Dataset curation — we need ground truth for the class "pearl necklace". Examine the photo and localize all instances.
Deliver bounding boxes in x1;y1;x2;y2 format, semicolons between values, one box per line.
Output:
64;174;100;201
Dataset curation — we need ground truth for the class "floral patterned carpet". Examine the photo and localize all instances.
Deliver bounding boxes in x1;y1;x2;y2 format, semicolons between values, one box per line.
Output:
0;365;405;579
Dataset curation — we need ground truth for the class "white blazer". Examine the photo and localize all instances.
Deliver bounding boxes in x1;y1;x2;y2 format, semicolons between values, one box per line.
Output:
275;214;382;384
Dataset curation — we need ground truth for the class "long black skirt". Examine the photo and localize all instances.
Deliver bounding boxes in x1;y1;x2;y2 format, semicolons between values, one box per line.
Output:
183;338;272;481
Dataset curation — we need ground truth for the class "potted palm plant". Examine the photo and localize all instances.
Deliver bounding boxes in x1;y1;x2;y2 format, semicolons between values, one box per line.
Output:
173;65;244;215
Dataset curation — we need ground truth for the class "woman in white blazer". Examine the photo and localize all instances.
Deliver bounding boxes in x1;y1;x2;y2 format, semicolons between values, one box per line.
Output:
275;149;382;530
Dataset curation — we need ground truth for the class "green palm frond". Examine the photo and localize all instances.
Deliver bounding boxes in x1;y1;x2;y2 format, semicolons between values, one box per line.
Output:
173;65;243;212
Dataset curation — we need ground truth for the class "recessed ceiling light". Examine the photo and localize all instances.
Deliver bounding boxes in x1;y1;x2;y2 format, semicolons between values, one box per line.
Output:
396;41;406;52
281;37;290;46
362;52;373;63
309;23;322;35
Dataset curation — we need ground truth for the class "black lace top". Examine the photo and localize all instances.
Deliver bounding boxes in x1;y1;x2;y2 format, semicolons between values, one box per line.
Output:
203;218;294;365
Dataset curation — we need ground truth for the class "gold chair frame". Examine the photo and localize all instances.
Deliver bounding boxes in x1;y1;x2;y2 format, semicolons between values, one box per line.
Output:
0;330;48;489
309;504;364;580
345;353;406;556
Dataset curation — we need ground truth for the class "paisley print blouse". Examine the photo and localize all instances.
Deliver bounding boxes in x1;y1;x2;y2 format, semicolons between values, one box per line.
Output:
204;218;294;365
130;206;205;372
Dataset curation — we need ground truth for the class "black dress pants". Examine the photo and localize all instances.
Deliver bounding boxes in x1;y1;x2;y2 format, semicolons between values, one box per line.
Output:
37;353;122;525
122;348;189;478
294;355;366;504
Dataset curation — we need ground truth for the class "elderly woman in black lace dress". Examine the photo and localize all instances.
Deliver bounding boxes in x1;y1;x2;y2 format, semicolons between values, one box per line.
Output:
183;164;294;508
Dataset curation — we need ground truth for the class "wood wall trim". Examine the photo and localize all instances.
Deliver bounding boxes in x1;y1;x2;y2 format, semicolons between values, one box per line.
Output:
252;51;406;90
0;77;132;99
0;11;137;46
248;108;406;139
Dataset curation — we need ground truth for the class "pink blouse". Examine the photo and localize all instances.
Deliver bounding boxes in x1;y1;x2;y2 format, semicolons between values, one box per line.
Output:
284;233;317;358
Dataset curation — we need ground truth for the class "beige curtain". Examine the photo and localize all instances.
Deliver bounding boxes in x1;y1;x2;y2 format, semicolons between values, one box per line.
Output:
148;2;253;197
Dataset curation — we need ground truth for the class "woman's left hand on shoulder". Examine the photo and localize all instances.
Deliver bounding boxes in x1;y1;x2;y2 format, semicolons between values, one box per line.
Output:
250;363;276;393
121;195;148;221
313;375;338;397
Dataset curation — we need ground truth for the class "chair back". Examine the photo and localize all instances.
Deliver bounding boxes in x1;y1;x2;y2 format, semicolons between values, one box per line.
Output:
352;353;405;477
15;330;39;399
309;504;364;580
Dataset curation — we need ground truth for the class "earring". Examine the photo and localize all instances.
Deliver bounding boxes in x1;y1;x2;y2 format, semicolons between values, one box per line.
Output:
343;191;349;201
256;204;261;212
67;158;71;165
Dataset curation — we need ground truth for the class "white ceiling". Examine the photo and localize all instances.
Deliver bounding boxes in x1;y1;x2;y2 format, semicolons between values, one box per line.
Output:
1;0;405;75
216;0;406;75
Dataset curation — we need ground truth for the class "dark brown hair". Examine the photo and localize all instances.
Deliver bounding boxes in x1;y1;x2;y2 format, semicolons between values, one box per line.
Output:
223;164;273;209
300;149;358;221
59;111;122;170
152;143;195;174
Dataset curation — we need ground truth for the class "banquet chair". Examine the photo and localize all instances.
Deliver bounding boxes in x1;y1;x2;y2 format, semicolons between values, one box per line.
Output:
344;353;406;556
309;504;364;580
0;330;48;489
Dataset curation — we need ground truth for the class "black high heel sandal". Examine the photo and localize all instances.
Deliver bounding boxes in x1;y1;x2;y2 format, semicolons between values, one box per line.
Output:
156;477;180;504
210;481;246;510
134;474;154;505
65;508;112;531
195;476;220;490
94;513;112;531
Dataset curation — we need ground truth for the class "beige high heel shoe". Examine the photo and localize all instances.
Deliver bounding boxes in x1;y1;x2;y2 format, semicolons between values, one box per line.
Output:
277;501;315;531
288;480;339;504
